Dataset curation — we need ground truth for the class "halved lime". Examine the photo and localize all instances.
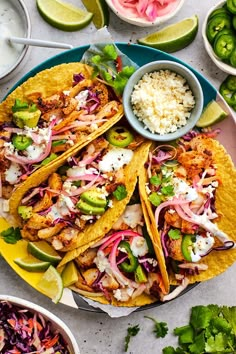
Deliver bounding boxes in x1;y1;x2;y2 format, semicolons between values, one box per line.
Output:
36;0;93;31
81;0;109;28
61;261;78;287
14;255;51;272
37;265;63;303
138;15;198;53
28;241;62;265
196;100;228;128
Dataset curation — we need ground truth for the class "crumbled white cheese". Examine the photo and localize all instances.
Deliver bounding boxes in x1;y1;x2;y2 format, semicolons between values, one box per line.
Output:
4;162;22;184
130;236;148;257
113;204;143;230
75;90;89;109
131;69;195;135
25;145;45;160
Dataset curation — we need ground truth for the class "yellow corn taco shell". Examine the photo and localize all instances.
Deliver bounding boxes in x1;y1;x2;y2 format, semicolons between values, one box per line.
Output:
1;62;123;211
139;137;236;285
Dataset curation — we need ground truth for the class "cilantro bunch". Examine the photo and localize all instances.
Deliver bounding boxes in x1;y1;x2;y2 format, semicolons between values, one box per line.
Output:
88;44;135;96
163;305;236;354
149;166;174;207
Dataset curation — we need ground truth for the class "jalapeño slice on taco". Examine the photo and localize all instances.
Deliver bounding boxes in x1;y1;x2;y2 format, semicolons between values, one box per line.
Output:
0;63;123;203
14;129;151;254
69;193;168;306
139;133;236;288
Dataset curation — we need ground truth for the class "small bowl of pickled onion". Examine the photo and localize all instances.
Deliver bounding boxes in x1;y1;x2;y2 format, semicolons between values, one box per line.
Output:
105;0;185;27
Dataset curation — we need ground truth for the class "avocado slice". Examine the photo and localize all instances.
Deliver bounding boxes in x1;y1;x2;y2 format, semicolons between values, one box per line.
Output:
135;265;147;283
13;110;41;128
18;206;33;220
80;189;107;208
76;200;105;215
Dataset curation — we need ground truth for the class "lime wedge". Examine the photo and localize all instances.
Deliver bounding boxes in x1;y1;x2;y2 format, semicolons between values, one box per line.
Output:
196;100;228;128
28;241;62;265
36;0;93;31
61;261;78;287
81;0;109;28
37;265;63;303
14;255;50;272
138;15;198;53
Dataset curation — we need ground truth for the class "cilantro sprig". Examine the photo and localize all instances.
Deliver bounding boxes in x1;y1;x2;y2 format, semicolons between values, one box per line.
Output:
125;324;140;352
145;316;168;338
113;184;127;201
162;305;236;353
88;44;135;96
0;227;22;244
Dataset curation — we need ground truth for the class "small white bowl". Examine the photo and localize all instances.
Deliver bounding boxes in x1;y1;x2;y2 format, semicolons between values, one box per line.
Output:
105;0;185;27
202;0;236;75
0;0;31;82
0;295;80;354
123;60;204;142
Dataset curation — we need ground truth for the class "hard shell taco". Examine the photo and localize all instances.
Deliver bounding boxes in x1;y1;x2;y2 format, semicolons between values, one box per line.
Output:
12;128;152;256
0;62;123;206
139;133;236;291
68;189;168;307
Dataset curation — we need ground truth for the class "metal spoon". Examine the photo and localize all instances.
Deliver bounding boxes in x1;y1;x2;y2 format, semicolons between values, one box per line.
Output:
8;36;73;49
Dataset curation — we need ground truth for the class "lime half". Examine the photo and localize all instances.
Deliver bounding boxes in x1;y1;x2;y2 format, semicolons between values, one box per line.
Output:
37;0;93;31
37;265;63;303
196;100;228;128
138;15;198;53
81;0;109;28
28;241;62;265
61;261;78;287
14;255;50;272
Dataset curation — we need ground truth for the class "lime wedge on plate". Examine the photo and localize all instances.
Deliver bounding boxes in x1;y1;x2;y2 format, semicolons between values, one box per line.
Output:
14;255;51;272
28;241;62;265
61;261;78;287
138;15;198;53
81;0;109;28
37;265;63;303
196;100;228;128
36;0;93;31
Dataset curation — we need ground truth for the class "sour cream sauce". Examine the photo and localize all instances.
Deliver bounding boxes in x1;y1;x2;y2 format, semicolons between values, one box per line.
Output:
0;0;25;77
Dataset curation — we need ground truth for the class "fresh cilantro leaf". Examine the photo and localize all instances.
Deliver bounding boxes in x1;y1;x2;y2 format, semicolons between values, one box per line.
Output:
113;185;127;201
125;324;140;352
161;185;174;196
150;175;161;186
221;306;236;335
121;66;136;77
205;332;228;352
174;325;194;344
145;316;168;338
188;331;205;354
211;317;232;334
190;305;213;331
91;54;102;64
149;192;162;207
168;229;181;240
162;347;176;354
101;69;113;83
113;74;128;96
103;44;117;60
1;227;22;244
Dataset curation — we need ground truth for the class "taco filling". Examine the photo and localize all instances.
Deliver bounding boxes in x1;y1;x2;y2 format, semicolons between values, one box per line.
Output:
144;134;235;282
18;130;145;251
71;201;166;305
0;68;121;201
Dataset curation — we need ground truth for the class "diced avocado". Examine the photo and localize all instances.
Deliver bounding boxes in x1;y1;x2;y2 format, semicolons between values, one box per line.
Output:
80;189;107;208
18;206;33;220
76;200;105;215
13;109;41;128
135;265;147;283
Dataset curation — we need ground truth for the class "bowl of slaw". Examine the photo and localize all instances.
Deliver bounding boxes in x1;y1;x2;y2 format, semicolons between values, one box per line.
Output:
0;295;80;354
105;0;185;27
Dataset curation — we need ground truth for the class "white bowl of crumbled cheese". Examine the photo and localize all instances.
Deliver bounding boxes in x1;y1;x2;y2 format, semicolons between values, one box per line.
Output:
123;60;204;141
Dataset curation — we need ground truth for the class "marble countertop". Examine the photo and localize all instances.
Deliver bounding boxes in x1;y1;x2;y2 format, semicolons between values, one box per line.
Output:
0;0;235;353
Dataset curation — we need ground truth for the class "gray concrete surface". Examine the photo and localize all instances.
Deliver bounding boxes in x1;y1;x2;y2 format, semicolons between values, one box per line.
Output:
0;0;235;353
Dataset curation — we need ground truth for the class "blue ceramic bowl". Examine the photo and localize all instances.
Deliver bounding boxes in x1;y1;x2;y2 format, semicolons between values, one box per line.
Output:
123;60;204;142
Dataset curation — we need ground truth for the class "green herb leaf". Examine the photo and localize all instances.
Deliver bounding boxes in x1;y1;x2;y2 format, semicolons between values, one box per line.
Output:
168;229;181;240
103;44;118;60
162;347;176;354
113;185;127;201
121;66;136;78
1;227;22;244
145;316;168;338
91;55;102;64
150;175;161;186
149;192;162;207
190;306;213;331
125;324;140;352
161;185;174;196
221;306;236;335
